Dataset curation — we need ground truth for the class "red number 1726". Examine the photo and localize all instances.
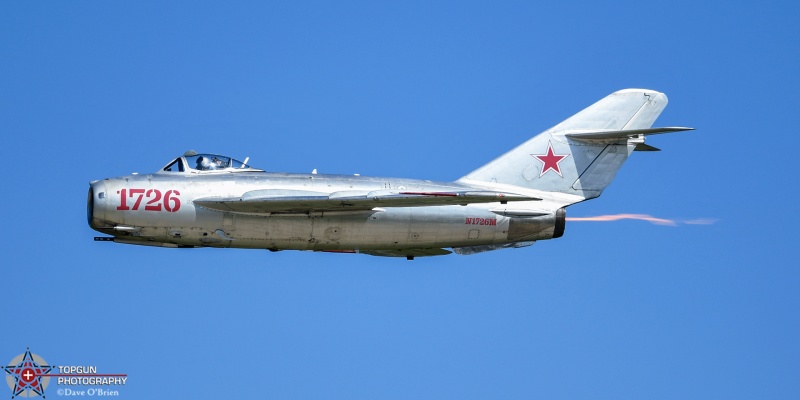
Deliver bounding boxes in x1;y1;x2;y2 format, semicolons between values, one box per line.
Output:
117;188;181;212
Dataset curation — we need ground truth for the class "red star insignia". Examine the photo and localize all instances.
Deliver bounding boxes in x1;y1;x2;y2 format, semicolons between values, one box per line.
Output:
532;141;569;177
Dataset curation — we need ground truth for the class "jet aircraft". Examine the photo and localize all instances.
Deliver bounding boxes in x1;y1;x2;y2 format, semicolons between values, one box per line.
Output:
88;89;692;259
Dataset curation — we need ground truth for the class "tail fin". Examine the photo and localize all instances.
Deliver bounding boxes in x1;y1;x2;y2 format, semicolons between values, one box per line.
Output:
458;89;691;205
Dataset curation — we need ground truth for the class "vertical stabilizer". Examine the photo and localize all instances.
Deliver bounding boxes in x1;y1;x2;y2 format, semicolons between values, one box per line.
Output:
458;89;669;204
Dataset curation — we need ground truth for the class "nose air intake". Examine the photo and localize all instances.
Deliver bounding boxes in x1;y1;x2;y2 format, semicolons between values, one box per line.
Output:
87;186;94;227
87;181;108;231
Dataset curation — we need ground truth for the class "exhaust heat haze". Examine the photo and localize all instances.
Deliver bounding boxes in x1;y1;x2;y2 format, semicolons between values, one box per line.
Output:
565;214;717;226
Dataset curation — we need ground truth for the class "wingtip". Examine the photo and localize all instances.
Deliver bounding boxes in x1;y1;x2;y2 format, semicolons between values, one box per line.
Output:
613;88;665;96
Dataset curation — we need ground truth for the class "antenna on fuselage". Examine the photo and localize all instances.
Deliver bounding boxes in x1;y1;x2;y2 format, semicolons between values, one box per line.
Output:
241;157;249;168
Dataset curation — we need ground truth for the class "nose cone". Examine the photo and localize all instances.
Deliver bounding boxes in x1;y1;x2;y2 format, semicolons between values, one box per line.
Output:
87;180;109;231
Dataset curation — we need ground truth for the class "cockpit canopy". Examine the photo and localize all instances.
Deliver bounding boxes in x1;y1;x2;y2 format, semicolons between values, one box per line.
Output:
161;150;261;173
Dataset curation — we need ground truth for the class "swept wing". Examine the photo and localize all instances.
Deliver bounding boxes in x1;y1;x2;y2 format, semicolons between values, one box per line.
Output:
194;189;540;214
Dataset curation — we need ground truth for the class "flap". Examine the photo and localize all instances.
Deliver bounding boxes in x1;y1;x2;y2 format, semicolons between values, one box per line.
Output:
194;189;540;214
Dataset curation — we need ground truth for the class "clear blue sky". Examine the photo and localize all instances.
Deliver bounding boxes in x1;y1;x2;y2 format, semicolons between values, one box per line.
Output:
2;1;798;398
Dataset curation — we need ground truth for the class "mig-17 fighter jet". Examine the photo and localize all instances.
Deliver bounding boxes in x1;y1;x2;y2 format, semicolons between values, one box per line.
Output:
88;89;692;259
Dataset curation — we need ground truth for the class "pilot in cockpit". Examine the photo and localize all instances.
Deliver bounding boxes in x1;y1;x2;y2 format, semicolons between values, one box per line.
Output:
193;155;231;171
196;156;212;171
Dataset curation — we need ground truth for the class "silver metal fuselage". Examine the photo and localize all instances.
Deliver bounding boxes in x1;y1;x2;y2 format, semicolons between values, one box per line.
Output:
88;171;561;252
87;89;688;256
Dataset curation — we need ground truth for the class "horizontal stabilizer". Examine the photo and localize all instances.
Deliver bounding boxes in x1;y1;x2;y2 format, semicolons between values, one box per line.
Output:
194;189;540;214
564;126;694;140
